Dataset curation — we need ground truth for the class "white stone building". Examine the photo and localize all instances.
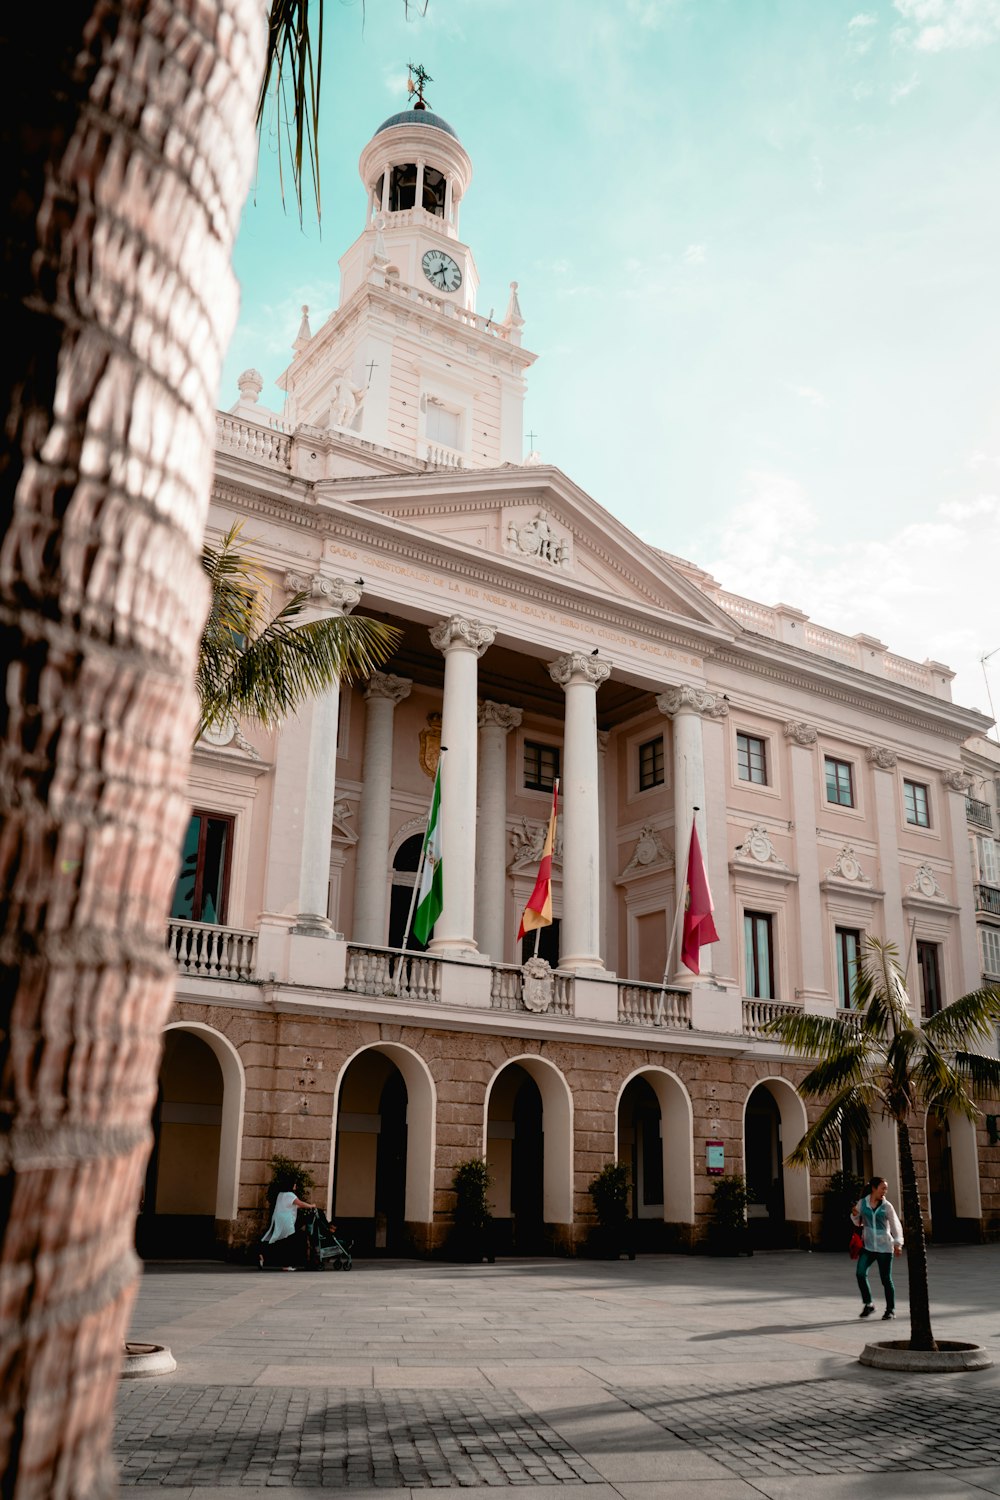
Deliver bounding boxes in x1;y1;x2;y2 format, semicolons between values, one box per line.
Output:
147;101;1000;1260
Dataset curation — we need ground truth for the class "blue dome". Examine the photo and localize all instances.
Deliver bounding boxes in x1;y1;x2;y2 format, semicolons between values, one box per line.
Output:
374;107;459;141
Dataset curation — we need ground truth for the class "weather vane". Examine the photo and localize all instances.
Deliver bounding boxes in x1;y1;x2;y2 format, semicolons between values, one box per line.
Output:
407;63;432;109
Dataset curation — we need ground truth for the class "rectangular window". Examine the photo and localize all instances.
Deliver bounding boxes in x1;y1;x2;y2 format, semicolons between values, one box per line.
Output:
524;740;560;793
638;735;664;790
981;928;1000;978
904;779;930;827
835;927;862;1008
916;940;943;1018
170;811;233;924
736;732;768;785
744;911;775;999
425;399;462;449
977;836;1000;886
825;756;855;807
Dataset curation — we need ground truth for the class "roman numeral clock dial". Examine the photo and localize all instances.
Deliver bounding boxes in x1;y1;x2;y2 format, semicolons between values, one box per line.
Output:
421;249;463;292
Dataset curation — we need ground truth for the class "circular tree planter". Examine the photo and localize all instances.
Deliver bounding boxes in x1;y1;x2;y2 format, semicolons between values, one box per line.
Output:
860;1340;992;1373
121;1341;176;1379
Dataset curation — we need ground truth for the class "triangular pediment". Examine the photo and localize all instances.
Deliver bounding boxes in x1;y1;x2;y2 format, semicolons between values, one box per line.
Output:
335;466;736;634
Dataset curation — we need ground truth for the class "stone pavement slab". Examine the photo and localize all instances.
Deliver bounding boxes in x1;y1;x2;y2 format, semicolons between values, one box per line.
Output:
117;1244;1000;1491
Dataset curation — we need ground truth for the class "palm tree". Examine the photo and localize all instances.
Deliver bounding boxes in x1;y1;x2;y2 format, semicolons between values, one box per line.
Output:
197;524;398;740
0;5;409;1492
766;937;1000;1351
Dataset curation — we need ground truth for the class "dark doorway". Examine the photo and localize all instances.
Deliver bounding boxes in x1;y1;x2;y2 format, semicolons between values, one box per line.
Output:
520;917;560;968
388;834;428;952
138;1030;224;1259
334;1050;410;1255
618;1075;664;1251
511;1074;544;1253
745;1085;789;1249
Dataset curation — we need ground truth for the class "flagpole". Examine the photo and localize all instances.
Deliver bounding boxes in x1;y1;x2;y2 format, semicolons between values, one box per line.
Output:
657;807;698;1021
396;749;447;981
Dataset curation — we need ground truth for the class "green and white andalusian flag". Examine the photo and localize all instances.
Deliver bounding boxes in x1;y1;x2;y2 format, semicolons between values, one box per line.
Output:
412;762;443;945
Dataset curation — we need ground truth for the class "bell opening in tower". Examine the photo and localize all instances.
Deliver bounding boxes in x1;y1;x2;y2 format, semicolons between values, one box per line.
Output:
389;163;418;211
422;166;446;217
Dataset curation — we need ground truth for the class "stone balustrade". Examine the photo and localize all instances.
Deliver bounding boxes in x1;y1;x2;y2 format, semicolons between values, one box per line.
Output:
167;920;257;982
618;982;692;1030
344;945;443;1003
215;413;291;468
741;997;801;1039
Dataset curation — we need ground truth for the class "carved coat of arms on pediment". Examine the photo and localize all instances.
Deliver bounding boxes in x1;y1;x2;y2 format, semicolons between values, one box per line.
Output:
521;956;554;1013
825;845;871;885
509;818;564;873
906;863;945;901
733;825;790;871
617;825;674;884
419;713;442;779
504;510;571;569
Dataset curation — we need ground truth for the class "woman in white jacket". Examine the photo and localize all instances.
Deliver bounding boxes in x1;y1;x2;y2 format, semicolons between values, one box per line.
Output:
851;1175;904;1320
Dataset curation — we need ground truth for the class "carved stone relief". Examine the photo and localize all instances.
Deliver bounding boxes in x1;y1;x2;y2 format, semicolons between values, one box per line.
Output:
826;845;871;885
657;685;729;720
618;825;674;882
866;746;898;771
733;825;790;870
782;721;817;747
505;511;571;569
509;818;564;872
906;864;945;900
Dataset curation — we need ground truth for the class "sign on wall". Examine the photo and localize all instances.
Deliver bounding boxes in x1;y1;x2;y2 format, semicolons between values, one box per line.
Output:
706;1141;725;1175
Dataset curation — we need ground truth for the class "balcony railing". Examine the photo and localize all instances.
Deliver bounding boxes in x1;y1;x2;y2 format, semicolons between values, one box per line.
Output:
618;982;692;1030
345;945;442;1003
975;884;1000;917
167;920;257;982
742;997;801;1039
966;796;994;831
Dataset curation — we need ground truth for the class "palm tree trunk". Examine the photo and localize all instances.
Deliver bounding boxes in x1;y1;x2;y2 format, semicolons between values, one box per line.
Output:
896;1119;936;1351
0;3;263;1495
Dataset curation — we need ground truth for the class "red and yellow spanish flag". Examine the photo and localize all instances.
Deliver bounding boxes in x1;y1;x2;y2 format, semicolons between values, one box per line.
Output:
518;781;559;939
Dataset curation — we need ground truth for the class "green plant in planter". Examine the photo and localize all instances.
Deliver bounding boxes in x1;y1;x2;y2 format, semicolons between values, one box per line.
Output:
587;1162;633;1258
820;1168;864;1251
449;1157;494;1262
706;1173;752;1256
267;1154;315;1212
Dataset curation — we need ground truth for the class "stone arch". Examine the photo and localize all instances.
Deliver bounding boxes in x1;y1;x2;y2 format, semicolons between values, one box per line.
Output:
161;1020;246;1221
483;1055;573;1226
614;1066;694;1224
329;1041;437;1227
743;1075;811;1227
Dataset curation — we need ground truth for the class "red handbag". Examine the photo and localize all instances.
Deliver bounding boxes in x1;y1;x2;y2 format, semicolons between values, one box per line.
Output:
849;1228;864;1260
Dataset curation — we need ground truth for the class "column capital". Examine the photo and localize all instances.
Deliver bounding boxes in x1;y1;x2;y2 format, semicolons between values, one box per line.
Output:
549;651;612;690
284;572;361;615
429;615;495;658
365;672;412;706
783;720;818;747
941;768;974;794
478;700;523;732
866;745;898;770
656;683;728;719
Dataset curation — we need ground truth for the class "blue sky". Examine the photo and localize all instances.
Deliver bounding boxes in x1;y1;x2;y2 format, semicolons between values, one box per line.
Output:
224;0;1000;718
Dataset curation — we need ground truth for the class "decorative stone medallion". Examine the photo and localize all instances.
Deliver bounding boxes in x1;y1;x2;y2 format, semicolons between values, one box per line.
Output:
521;956;554;1012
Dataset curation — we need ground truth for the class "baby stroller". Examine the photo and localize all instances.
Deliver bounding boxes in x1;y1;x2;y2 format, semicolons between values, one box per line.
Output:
303;1208;353;1271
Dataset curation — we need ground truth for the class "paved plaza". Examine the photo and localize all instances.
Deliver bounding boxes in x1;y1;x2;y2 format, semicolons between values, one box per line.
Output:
117;1244;1000;1499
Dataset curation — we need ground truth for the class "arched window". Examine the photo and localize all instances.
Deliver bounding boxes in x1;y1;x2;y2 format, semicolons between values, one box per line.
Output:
387;834;428;951
422;166;447;216
389;163;418;211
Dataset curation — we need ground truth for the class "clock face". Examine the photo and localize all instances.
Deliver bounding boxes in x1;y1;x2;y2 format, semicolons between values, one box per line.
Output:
422;249;463;293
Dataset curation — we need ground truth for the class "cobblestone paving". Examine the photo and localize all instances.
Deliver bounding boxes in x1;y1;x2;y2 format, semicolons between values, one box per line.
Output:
615;1377;1000;1480
115;1385;605;1488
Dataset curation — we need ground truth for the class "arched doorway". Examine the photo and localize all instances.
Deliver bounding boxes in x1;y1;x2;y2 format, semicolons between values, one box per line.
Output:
485;1057;573;1256
926;1108;982;1242
331;1044;436;1255
387;834;428;951
744;1079;810;1249
616;1068;694;1251
139;1026;244;1258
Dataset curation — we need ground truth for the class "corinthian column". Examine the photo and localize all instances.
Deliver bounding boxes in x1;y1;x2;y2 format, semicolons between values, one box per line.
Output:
475;702;523;961
656;684;729;982
549;651;611;971
281;573;361;934
353;672;412;944
429;616;496;953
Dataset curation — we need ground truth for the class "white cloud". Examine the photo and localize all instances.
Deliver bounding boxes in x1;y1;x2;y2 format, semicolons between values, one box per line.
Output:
893;0;1000;51
700;471;1000;717
791;385;827;408
848;12;878;53
849;11;878;26
890;74;920;100
683;243;707;265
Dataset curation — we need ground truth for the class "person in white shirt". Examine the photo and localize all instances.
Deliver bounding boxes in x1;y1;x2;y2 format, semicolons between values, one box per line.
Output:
851;1175;904;1321
259;1178;315;1270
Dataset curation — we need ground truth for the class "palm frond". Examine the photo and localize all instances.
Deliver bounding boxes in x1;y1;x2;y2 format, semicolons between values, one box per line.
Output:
257;0;324;221
786;1088;874;1166
949;1051;1000;1096
922;985;1000;1051
794;1046;873;1100
763;1009;864;1059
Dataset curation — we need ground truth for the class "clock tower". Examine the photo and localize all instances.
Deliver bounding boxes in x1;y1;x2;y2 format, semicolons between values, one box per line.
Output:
276;95;535;468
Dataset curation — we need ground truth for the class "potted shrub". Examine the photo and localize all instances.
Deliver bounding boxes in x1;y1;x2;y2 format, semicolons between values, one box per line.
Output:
706;1173;753;1256
587;1162;634;1259
448;1157;495;1263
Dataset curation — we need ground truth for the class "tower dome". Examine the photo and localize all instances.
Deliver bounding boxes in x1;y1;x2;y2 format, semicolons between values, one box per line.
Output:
359;102;472;233
374;107;459;141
